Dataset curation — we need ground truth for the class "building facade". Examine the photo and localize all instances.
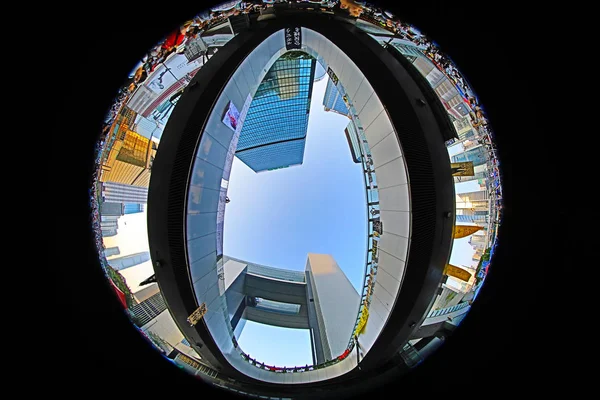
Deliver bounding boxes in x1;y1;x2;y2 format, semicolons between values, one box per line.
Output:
451;144;488;167
344;120;362;163
101;182;149;204
454;163;487;183
218;253;360;365
323;78;350;117
235;53;317;172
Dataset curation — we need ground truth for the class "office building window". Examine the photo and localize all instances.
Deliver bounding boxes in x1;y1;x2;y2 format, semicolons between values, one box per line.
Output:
117;131;150;167
123;203;144;214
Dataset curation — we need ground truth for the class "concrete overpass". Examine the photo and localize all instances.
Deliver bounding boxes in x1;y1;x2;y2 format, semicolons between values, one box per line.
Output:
220;254;360;364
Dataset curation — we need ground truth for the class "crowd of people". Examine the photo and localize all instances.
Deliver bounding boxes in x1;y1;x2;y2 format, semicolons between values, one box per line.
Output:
240;341;354;373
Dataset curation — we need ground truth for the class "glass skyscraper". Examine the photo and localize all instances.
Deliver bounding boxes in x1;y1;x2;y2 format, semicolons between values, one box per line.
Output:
323;78;350;117
456;214;487;223
235;53;317;172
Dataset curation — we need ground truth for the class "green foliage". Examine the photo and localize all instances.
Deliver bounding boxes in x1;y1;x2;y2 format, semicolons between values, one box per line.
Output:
482;247;491;262
105;265;136;309
280;51;313;60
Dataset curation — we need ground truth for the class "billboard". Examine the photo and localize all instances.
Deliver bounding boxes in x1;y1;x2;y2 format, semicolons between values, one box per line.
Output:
454;225;482;239
285;26;302;50
443;264;473;282
451;161;475;176
221;101;240;131
327;67;339;85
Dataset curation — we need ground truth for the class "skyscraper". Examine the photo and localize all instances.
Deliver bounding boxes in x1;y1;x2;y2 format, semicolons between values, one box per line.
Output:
305;254;360;360
344;120;363;163
235;52;317;172
101;182;149;204
323;78;350;117
456;214;487;223
216;253;360;364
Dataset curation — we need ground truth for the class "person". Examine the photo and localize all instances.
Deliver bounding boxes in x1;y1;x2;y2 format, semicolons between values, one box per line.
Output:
161;21;193;53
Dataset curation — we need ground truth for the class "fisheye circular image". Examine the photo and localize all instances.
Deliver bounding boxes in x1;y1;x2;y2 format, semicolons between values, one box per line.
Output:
90;1;503;398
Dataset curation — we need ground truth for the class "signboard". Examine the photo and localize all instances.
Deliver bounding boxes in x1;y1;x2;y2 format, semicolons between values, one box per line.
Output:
177;353;201;369
285;26;302;50
327;67;339;85
451;161;475;176
444;264;473;282
366;268;376;298
371;239;379;261
373;219;383;235
221;101;240;131
444;138;457;147
187;302;207;326
354;307;369;336
454;225;483;239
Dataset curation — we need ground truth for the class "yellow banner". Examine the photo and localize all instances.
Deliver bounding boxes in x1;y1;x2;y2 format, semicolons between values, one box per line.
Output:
444;264;472;282
354;307;369;336
451;162;475;176
187;302;207;326
454;225;482;238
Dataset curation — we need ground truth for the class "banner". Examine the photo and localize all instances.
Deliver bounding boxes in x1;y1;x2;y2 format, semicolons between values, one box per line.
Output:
371;239;379;259
187;302;207;326
366;268;375;298
451;161;474;176
373;219;383;235
221;101;240;131
327;67;339;85
454;225;482;238
285;26;302;50
354;307;369;336
443;263;472;282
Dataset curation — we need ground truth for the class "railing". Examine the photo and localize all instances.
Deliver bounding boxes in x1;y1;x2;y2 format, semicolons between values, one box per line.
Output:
426;301;469;319
238;346;353;374
335;81;382;351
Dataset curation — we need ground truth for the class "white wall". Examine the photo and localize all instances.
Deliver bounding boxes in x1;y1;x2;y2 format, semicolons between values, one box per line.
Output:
307;254;360;359
188;27;411;383
223;259;248;292
142;309;185;347
302;28;411;356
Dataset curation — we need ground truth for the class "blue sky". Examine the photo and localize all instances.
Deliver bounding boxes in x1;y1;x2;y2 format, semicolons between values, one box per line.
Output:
223;77;478;367
224;77;367;292
224;77;364;366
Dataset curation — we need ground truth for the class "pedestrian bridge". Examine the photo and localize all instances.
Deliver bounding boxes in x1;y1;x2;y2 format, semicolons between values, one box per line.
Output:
148;9;455;397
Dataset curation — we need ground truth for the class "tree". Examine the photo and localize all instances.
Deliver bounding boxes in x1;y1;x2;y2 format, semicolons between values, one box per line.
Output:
105;265;137;309
280;51;313;61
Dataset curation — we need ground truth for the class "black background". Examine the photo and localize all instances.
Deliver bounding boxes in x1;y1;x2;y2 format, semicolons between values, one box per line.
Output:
42;0;563;397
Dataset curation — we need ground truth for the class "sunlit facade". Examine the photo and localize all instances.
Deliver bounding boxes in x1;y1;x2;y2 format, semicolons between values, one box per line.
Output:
452;145;487;167
323;78;350;117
